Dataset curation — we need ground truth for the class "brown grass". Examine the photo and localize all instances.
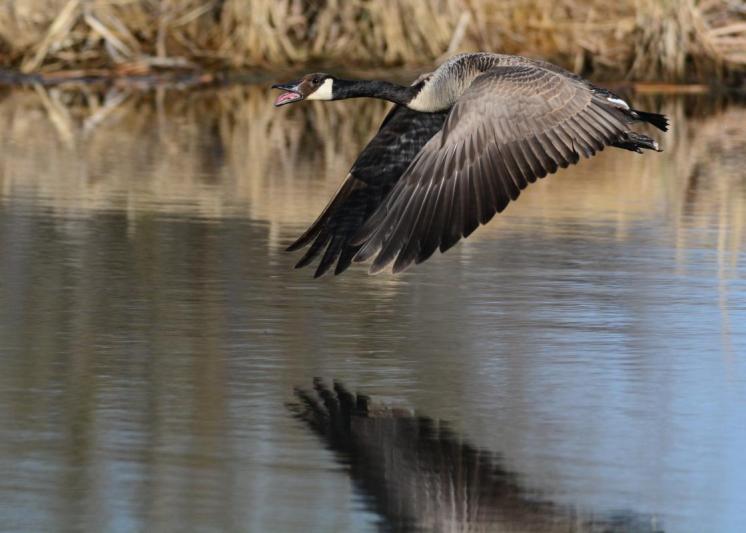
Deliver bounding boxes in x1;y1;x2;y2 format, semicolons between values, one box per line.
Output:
0;1;744;81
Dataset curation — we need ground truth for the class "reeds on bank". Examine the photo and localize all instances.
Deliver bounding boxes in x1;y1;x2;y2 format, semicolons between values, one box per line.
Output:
0;0;744;82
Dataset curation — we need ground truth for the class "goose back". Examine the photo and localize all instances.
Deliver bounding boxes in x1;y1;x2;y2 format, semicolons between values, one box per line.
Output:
408;53;574;112
408;52;640;113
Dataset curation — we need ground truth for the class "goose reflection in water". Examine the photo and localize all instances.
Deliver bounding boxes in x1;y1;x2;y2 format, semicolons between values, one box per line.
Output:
290;379;663;533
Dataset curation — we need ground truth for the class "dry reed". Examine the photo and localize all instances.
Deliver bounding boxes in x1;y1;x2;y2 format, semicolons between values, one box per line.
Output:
0;0;744;82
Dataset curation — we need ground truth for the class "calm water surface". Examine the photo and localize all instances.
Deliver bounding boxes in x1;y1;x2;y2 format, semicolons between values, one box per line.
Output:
0;86;745;532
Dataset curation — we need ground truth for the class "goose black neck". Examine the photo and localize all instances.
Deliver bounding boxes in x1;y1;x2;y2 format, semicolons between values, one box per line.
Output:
332;79;416;106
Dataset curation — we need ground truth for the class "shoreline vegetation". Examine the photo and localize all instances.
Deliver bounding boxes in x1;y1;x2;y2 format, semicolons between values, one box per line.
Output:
0;1;744;88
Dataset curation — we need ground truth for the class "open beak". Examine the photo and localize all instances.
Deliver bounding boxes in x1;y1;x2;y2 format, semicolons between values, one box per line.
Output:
272;81;303;107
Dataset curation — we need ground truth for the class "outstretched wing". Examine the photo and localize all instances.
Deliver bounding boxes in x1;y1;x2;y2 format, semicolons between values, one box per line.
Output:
353;65;644;273
287;105;447;277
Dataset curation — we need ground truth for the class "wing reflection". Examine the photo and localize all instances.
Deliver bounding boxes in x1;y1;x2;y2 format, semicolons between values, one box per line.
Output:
290;379;663;533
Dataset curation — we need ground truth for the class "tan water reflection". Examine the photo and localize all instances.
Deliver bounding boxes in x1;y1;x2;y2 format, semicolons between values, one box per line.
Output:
0;85;743;270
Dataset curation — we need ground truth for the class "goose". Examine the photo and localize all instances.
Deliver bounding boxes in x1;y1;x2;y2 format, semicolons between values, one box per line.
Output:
272;53;668;277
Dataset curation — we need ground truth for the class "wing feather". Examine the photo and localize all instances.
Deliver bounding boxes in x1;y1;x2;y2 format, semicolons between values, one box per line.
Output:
287;105;447;277
353;64;660;273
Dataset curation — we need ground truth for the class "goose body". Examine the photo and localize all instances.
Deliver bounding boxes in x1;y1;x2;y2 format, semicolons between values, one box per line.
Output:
273;53;668;276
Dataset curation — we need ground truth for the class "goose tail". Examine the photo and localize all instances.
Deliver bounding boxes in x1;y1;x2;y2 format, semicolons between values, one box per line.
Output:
633;109;669;132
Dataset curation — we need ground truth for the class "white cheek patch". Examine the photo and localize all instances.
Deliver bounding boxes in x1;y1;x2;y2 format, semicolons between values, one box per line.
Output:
607;96;630;109
306;78;333;100
408;86;438;112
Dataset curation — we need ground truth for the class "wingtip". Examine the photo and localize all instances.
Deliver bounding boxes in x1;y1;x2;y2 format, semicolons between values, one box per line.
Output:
391;262;413;275
286;241;304;252
286;229;319;252
367;263;388;276
367;255;397;275
310;260;329;278
352;241;380;264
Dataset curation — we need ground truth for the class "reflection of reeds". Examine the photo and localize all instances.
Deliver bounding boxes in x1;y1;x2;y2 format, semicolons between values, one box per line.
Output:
0;85;387;223
0;85;743;270
0;1;744;81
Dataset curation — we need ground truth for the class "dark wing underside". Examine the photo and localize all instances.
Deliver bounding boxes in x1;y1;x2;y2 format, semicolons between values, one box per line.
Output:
287;106;447;277
352;65;663;274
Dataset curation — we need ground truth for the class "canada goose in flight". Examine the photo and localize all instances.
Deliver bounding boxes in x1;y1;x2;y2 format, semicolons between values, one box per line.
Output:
273;53;668;277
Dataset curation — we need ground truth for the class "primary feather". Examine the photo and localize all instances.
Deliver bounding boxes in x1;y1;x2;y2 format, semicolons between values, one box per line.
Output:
286;105;447;277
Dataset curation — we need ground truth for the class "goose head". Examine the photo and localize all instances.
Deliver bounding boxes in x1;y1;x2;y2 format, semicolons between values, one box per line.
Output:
272;73;335;107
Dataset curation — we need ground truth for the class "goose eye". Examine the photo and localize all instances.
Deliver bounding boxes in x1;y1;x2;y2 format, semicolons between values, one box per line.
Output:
312;77;321;85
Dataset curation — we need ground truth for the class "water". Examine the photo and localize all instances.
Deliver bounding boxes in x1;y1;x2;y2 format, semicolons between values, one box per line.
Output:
0;85;744;532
